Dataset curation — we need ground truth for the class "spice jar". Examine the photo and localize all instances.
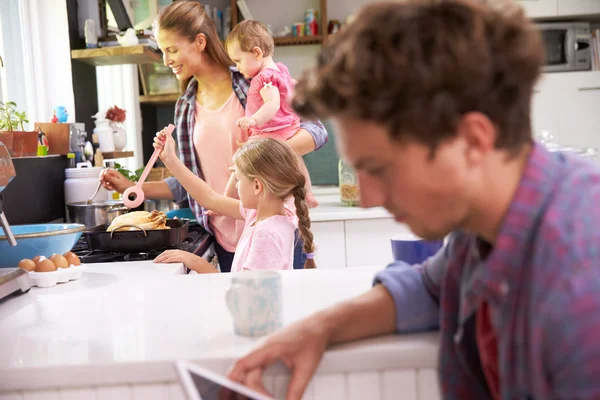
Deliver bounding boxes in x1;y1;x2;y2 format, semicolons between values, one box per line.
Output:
338;159;360;206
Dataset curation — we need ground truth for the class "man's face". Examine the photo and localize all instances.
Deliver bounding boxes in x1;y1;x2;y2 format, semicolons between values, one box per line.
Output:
333;117;474;240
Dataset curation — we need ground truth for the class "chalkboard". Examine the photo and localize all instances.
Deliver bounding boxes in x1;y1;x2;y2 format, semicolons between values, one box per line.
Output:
303;119;340;186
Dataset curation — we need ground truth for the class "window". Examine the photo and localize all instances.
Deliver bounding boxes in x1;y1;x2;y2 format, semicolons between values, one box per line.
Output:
0;0;27;117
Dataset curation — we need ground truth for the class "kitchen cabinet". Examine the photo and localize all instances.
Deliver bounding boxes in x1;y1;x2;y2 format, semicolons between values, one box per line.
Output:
531;74;561;142
312;221;347;269
558;0;600;16
556;73;600;154
531;72;600;157
345;219;409;268
517;0;558;18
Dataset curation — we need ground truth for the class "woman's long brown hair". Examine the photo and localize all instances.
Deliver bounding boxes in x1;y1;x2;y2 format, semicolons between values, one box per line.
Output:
234;138;316;269
155;1;234;92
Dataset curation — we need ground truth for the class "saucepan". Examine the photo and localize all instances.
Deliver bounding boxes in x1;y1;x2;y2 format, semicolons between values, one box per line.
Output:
66;200;129;229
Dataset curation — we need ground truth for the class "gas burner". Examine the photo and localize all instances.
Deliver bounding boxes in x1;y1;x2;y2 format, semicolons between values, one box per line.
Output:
72;223;212;264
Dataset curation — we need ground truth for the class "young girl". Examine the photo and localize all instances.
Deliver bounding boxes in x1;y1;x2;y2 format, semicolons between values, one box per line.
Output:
153;132;316;273
223;20;318;208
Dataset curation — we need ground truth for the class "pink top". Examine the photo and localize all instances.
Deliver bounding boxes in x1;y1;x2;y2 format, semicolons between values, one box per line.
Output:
193;92;247;252
230;205;298;273
246;63;301;140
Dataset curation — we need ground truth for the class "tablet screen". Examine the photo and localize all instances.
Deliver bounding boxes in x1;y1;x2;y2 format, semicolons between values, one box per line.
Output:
189;369;260;400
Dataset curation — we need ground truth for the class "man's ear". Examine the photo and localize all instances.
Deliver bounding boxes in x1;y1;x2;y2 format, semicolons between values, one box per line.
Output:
456;111;496;167
252;46;264;60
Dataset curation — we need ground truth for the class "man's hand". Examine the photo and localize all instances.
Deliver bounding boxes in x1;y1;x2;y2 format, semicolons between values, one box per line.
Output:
228;315;331;400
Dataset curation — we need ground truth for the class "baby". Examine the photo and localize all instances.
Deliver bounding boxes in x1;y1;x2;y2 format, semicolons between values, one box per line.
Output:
224;20;318;208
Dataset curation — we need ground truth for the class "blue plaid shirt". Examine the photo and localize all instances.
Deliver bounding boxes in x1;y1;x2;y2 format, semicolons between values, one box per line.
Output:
375;144;600;399
165;67;328;232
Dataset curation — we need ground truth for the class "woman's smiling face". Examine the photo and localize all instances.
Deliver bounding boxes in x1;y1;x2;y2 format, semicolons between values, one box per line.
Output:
156;28;204;81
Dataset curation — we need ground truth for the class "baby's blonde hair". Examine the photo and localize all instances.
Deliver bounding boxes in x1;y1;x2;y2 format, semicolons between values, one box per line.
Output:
225;20;274;57
233;138;315;269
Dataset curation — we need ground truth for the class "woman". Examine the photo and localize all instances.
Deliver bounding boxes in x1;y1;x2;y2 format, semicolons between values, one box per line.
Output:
100;1;327;273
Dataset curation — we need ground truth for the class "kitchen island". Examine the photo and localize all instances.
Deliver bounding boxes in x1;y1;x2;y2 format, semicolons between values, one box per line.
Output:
0;262;440;400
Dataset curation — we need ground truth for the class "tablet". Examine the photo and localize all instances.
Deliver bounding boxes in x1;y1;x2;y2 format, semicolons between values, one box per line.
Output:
175;360;275;400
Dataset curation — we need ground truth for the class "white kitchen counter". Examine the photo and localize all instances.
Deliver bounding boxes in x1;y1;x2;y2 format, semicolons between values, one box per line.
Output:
0;262;440;399
310;186;392;222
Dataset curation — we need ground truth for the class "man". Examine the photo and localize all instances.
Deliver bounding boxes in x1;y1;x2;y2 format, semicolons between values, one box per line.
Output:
229;1;600;399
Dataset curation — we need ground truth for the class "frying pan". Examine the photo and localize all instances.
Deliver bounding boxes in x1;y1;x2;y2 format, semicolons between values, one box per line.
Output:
83;219;189;253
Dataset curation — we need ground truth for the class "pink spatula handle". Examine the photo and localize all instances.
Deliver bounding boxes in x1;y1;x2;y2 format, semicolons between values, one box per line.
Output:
122;124;175;209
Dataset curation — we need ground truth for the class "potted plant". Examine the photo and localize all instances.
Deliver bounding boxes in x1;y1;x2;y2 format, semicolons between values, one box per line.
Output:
0;101;37;157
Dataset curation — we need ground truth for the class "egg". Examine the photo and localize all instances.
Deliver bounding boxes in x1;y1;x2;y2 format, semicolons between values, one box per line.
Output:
50;254;69;269
63;252;81;266
18;259;36;271
35;259;56;272
32;255;46;264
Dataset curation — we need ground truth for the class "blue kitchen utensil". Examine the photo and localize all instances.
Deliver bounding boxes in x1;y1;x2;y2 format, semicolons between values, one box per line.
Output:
0;224;85;268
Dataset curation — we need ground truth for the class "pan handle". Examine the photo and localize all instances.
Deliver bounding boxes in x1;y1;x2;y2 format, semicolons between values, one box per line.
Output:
110;225;148;239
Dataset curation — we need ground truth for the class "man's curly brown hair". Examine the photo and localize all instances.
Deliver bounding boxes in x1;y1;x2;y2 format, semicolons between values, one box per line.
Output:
292;0;545;154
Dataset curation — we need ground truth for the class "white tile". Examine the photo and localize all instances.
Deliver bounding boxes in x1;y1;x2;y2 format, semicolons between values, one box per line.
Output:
96;385;132;400
347;372;380;400
382;370;417;400
312;374;346;400
417;369;441;400
59;388;96;400
167;384;185;400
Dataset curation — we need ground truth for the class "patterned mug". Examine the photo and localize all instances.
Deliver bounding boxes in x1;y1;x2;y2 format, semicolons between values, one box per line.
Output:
225;271;283;337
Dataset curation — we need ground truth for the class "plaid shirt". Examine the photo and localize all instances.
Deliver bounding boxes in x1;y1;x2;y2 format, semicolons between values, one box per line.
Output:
165;67;328;232
375;143;600;399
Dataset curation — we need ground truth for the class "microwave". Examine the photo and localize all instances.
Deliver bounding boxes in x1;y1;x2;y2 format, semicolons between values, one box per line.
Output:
537;22;591;73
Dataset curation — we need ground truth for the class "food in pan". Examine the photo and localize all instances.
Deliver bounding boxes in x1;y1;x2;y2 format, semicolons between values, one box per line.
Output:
106;210;170;232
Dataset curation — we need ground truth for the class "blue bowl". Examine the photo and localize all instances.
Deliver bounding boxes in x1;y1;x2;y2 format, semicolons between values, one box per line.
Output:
391;233;443;265
0;224;85;268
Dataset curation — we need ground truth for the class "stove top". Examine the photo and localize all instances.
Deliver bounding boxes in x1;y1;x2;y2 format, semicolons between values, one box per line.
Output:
72;223;213;263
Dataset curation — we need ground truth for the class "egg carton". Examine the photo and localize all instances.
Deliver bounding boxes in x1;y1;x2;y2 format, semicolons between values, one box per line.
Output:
28;265;85;288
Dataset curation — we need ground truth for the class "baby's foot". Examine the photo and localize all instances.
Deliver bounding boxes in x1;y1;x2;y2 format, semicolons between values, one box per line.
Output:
306;193;319;208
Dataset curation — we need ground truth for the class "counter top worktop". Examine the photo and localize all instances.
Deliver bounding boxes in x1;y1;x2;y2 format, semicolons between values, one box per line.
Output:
310;186;392;222
0;262;439;393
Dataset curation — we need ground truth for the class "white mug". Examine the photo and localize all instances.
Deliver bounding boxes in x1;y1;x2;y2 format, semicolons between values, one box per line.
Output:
225;271;283;337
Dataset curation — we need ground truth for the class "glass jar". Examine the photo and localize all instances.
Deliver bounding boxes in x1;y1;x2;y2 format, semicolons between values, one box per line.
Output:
338;159;360;206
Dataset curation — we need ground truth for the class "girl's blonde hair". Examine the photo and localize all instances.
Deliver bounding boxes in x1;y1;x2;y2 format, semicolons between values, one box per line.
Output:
155;1;234;92
233;138;316;269
225;20;274;57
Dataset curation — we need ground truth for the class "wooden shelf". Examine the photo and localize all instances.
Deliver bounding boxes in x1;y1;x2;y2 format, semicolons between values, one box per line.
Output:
274;36;324;46
71;45;161;66
102;151;134;159
140;94;180;105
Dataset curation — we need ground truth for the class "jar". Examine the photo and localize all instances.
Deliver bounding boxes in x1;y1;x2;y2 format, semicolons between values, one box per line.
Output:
64;163;109;205
338;159;360;206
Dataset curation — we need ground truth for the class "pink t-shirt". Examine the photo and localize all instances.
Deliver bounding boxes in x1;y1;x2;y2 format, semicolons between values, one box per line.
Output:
246;63;300;141
230;205;297;273
193;92;247;252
